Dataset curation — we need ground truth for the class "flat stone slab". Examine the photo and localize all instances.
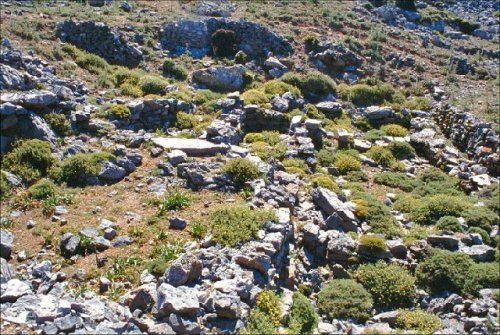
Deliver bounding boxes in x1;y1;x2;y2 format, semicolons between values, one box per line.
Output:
152;137;229;156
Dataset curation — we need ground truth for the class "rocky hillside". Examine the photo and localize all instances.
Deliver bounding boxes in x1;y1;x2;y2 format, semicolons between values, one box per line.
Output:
0;0;499;334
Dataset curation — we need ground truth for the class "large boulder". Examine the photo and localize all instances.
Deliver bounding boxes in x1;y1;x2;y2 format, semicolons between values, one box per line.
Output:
152;137;229;156
157;283;200;317
120;283;157;312
192;65;245;92
312;187;358;226
364;106;394;120
0;279;31;303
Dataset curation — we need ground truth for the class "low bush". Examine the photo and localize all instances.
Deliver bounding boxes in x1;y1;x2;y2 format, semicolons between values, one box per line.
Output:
210;204;276;247
0;171;12;199
157;190;191;215
462;206;497;232
366;145;394;167
114;67;140;86
380;124;408;137
311;175;340;193
395;309;442;334
317;279;373;321
402;224;434;245
75;53;109;74
388;141;415;159
139;76;166;95
346;170;368;182
244;133;265;143
262;79;301;97
416;249;473;294
288;292;319;334
467;227;491;246
260;131;282;146
57;152;112;186
163;58;188;80
44;113;70;135
404;97;431;111
355;262;416;308
244;309;278;334
211;29;237;57
463;262;500;296
353;199;369;219
334;153;361;174
256;289;282;327
28;179;56;200
304;33;320;52
193;89;222;106
223;158;260;187
316;148;335;167
108;104;131;120
358;235;387;254
283;158;309;171
120;83;143;97
363;129;386;142
281;71;336;100
3;139;56;184
373;172;417;192
174;112;198;129
414;167;462;196
338;83;404;107
241;89;269;105
410;194;470;225
436;216;464;233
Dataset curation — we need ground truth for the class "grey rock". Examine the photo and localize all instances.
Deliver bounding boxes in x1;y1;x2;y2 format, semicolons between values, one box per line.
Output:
461;245;495;262
169;217;187;230
121;282;157;312
192;65;245;91
60;233;80;256
427;235;459;250
163;254;202;287
167;149;187;166
152;137;229;156
113;236;133;247
168;313;201;334
364;106;394;120
157;283;200;316
1;257;15;284
0;279;31;302
0;229;14;259
99;161;127;181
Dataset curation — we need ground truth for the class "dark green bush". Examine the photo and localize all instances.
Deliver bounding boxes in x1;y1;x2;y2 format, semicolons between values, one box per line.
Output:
108;104;131;120
363;129;386;142
414;167;463;197
304;33;320;52
244;309;278;335
462;206;497;232
317;279;373;321
463;262;500;296
373;172;417;192
388;141;415;159
366;145;395;167
436;216;464;233
210;204;276;247
0;171;12;199
57;152;111;186
316;148;335;167
395;309;441;334
211;29;237;57
28;179;56;200
355;262;416;308
338;83;404;107
358;235;387;254
3;139;56;184
467;227;492;246
139;76;166;95
410;194;470;225
223;158;260;187
44;113;70;136
346;170;368;182
281;71;336;100
163;58;188;80
75;53;109;74
288;292;319;334
416;249;473;294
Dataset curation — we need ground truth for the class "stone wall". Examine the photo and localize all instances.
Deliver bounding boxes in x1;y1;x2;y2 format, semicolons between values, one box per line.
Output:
433;103;499;176
55;20;143;67
242;105;290;133
159;18;292;59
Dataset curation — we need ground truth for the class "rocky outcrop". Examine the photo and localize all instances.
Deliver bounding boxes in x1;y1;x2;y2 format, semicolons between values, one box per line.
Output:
192;65;246;92
56;20;143;67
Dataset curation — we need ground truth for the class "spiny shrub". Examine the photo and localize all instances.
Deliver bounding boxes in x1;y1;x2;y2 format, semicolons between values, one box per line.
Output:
114;67;140;86
163;58;188;80
316;148;335;167
404;97;431;111
244;133;265;143
28;179;56;200
380;124;408;137
174;112;198;129
366;145;394;167
0;171;12;199
244;309;278;334
363;129;386;142
355;262;416;308
353;199;369;219
193;89;222;105
463;262;500;296
3;139;56;184
75;53;109;74
241;89;269;105
260;131;282;145
346;170;368;182
283;158;309;172
210;204;276;247
416;249;473;294
281;71;336;100
410;194;470;225
139;76;166;95
436;216;464;233
388;141;415;159
211;29;237;57
108;104;131;120
317;279;373;321
57;152;112;186
311;175;340;193
288;292;319;334
120;83;143;97
304;33;320;52
358;235;387;254
262;79;301;97
338;83;404;107
334;153;361;174
462;206;497;232
223;158;260;186
256;290;282;327
395;309;442;334
44;113;70;136
373;172;417;192
414;167;462;196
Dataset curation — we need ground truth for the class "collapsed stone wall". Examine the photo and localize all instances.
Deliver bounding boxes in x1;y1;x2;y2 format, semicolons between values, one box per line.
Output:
433;103;499;176
55;20;143;67
159;18;293;58
242;105;290;133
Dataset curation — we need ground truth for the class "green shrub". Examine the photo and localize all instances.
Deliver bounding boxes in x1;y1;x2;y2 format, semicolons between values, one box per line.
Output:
210;29;237;57
241;89;269;105
402;224;434;245
108;104;131;120
404;97;431;111
338;83;403;107
235;51;248;64
256;289;282;327
463;262;500;296
157;190;190;215
210;204;276;247
139;76;166;95
75;53;109;74
288;292;319;334
163;58;188;80
366;145;394;167
355;262;416;308
346;170;368;182
262;79;301;97
281;71;336;100
410;194;470;225
462;206;497;232
223;158;260;186
304;33;320;52
358;235;387;253
57;153;109;186
44;113;70;135
193;89;222;105
436;216;464;233
388;141;415;159
416;249;473;294
311;175;340;193
317;279;373;321
3;139;56;184
316;149;335;167
174;112;198;129
114;67;140;86
283;158;309;172
244;309;278;335
28;179;56;200
373;172;417;192
0;171;12;199
261;131;282;145
363;129;386;142
395;309;441;334
120;83;143;97
334;153;361;174
468;227;492;246
414;167;462;197
380;124;408;137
